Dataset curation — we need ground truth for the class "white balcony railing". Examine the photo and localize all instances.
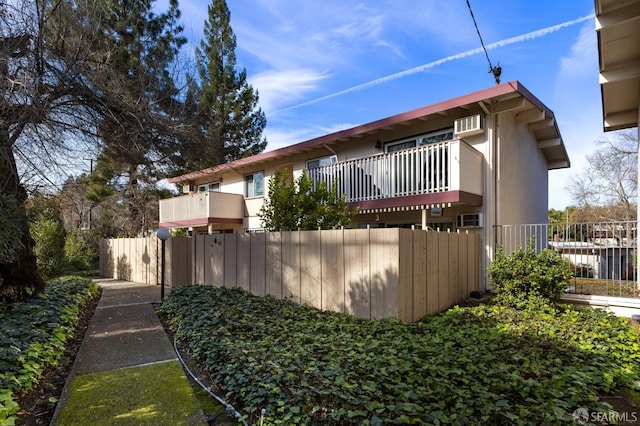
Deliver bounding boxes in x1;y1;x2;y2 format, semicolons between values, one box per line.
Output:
159;191;244;226
307;139;483;203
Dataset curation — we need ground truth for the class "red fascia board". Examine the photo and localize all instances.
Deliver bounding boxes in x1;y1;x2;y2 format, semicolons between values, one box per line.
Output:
170;80;548;184
351;191;482;211
159;217;243;228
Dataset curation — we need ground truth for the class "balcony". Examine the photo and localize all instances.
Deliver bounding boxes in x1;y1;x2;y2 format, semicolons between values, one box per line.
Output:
159;191;244;228
307;139;483;210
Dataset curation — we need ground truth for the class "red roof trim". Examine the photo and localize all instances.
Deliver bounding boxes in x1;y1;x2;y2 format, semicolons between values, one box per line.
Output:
350;191;482;211
170;80;547;184
159;217;243;228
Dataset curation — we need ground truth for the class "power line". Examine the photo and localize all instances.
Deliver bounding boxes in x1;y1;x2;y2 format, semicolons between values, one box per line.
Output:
466;0;501;84
272;13;592;115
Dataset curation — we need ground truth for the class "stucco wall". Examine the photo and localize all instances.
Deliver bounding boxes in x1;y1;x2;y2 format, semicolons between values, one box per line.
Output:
496;110;549;225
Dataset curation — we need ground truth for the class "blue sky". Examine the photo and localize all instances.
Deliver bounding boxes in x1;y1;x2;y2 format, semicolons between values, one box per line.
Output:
163;0;604;210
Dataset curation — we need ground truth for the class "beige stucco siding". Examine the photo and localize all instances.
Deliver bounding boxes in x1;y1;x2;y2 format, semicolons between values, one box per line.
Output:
497;111;549;225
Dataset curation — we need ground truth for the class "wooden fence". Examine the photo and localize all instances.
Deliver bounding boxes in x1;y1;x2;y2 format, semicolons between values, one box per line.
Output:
100;228;479;322
99;237;191;288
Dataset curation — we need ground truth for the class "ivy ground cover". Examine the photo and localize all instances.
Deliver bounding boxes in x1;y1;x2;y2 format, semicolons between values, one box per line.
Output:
0;277;98;425
160;285;640;425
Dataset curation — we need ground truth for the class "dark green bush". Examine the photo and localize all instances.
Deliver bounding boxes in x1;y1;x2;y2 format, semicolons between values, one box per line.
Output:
31;218;66;279
64;229;100;273
488;240;573;309
0;277;98;424
0;194;26;264
27;194;66;279
159;285;640;425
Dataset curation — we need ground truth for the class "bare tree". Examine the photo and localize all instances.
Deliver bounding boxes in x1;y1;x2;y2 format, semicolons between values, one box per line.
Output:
567;130;638;222
1;0;190;301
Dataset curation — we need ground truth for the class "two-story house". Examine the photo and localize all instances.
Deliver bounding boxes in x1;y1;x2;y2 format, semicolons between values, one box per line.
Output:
160;80;570;288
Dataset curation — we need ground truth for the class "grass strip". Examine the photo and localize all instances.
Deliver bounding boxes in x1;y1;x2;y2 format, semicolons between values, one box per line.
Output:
56;360;206;426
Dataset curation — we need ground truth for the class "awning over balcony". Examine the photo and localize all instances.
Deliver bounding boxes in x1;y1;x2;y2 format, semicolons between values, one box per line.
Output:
159;191;244;228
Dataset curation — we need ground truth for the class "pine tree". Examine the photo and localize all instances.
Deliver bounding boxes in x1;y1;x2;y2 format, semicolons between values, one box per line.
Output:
0;0;189;300
185;0;267;170
86;0;187;236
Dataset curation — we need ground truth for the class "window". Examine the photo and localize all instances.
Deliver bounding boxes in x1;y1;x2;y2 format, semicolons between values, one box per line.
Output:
384;128;454;153
245;171;264;197
198;181;221;192
306;155;337;169
386;140;417;153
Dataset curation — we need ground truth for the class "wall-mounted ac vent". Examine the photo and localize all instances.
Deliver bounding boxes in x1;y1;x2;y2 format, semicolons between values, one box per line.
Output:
183;184;195;194
456;213;483;228
454;114;484;137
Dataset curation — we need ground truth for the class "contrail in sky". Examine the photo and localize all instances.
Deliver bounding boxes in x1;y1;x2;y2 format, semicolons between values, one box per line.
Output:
273;13;595;114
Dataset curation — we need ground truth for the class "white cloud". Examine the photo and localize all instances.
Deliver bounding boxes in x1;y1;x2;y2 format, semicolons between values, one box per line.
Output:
264;127;318;151
249;69;330;114
560;23;597;76
318;123;359;134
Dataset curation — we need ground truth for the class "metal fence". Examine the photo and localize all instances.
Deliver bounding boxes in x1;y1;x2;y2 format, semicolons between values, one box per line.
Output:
499;221;638;298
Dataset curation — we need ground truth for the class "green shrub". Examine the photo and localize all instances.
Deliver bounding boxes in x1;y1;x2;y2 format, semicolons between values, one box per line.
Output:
488;240;572;309
0;277;98;425
0;194;26;264
259;169;357;231
159;285;640;425
64;229;99;273
31;218;66;279
27;194;66;279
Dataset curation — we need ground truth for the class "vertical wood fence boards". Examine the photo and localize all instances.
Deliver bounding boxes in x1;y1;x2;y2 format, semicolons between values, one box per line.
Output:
321;229;345;314
99;236;186;287
300;231;322;310
281;231;301;303
223;234;237;288
266;233;282;299
344;229;371;319
99;228;479;321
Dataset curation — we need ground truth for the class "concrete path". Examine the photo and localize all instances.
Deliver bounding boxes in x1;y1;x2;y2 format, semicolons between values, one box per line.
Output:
51;279;207;425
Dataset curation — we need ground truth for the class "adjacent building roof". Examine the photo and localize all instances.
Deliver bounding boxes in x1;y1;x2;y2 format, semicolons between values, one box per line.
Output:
170;80;570;184
595;0;640;131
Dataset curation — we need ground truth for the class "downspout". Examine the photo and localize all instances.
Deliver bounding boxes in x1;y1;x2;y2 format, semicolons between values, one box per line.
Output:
490;112;501;292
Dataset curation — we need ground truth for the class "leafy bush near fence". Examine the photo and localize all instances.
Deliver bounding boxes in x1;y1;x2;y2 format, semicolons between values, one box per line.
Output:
488;240;573;309
160;285;640;425
0;277;98;425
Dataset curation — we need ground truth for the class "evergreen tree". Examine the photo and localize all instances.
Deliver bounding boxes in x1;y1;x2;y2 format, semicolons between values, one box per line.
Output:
185;0;267;170
0;0;189;301
85;0;188;236
259;170;357;231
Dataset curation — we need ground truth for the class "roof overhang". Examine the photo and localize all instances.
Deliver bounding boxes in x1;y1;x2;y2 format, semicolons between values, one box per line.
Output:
170;80;570;184
595;0;640;131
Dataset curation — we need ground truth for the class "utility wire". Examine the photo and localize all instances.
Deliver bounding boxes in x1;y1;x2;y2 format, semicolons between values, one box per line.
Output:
466;0;501;84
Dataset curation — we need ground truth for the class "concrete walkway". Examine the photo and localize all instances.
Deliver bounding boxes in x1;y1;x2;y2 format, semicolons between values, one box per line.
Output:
51;279;206;425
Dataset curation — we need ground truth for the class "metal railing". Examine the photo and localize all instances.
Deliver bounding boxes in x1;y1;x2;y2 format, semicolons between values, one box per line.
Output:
499;221;638;298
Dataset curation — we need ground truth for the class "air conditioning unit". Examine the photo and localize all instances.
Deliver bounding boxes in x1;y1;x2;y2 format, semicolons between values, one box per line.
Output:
456;213;483;228
454;114;484;137
182;184;195;193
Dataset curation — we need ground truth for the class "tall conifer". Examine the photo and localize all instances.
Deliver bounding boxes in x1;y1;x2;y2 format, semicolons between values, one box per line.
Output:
185;0;267;170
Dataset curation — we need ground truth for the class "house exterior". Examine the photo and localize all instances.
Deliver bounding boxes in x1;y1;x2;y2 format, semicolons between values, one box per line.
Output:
160;81;570;290
594;0;640;133
595;0;640;290
549;240;634;281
